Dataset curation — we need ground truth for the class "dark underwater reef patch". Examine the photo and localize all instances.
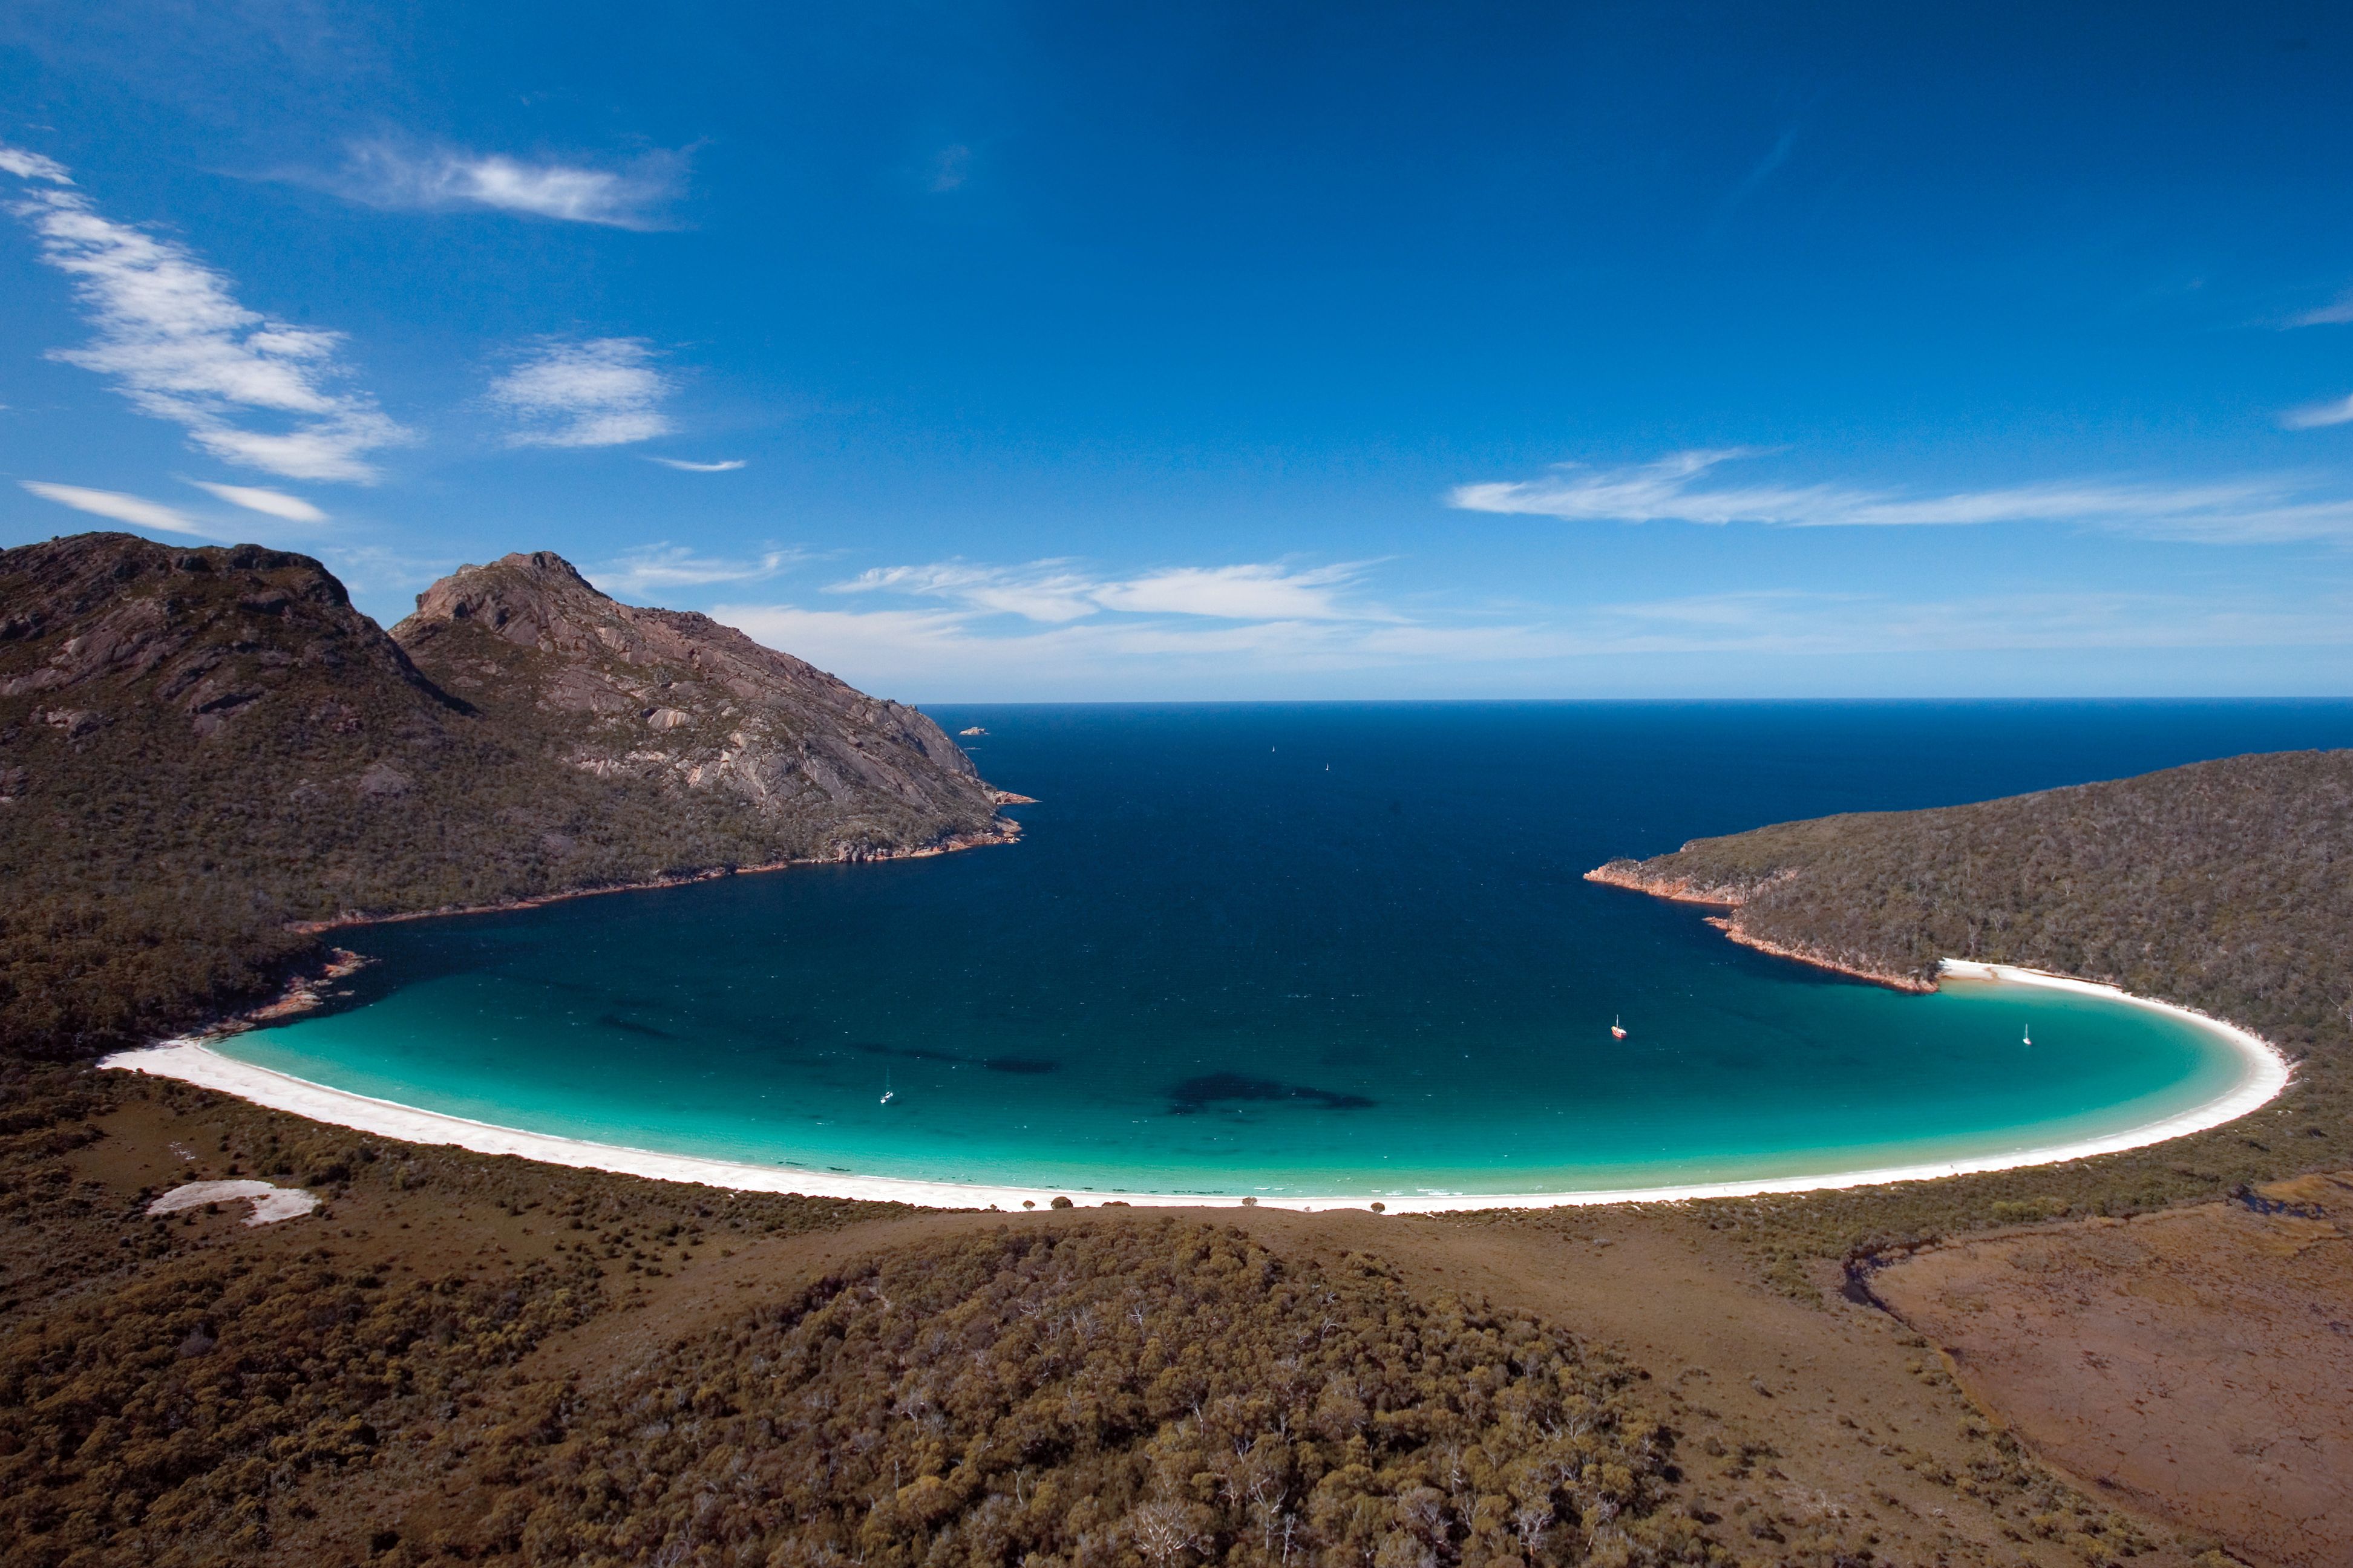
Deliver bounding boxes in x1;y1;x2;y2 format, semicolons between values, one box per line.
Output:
983;1056;1059;1074
1166;1071;1375;1114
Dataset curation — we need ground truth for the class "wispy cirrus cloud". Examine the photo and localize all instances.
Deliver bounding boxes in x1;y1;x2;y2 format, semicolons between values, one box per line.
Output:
929;145;973;192
185;480;327;522
2280;395;2353;431
1711;126;1798;233
21;480;203;534
488;338;673;448
0;143;409;482
1450;448;2353;543
0;146;71;182
715;582;2353;697
2288;289;2353;327
647;456;745;472
837;561;1105;622
1583;587;2353;656
1092;563;1386;620
831;558;1389;624
2280;287;2353;425
312;142;686;229
591;542;802;596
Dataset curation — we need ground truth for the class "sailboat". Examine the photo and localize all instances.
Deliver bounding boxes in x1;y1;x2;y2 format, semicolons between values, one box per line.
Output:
1610;1014;1628;1040
2022;1025;2032;1048
880;1069;895;1105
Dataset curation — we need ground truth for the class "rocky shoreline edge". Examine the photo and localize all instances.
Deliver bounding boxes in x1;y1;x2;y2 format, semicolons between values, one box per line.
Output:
290;815;1025;937
198;818;1030;1039
1583;858;1936;992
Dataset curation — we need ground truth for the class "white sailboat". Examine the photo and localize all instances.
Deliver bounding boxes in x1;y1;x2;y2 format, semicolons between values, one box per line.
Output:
1610;1014;1628;1040
880;1069;895;1105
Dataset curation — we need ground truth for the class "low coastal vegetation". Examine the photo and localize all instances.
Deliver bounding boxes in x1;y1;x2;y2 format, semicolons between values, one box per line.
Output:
1583;748;2352;1288
462;1221;1690;1567
0;1065;908;1568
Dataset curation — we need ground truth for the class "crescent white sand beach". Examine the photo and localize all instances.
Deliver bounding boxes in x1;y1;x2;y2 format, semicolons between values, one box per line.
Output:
102;962;2292;1215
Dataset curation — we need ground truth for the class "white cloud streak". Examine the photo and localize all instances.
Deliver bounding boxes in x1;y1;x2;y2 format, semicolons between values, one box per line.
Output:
648;457;745;472
21;480;203;534
838;561;1104;622
831;558;1387;624
186;480;327;521
488;338;674;448
1450;448;2353;543
592;542;802;596
0;146;72;183
2289;290;2353;327
1092;563;1382;620
320;142;685;229
715;583;2353;697
2281;395;2353;431
0;143;408;483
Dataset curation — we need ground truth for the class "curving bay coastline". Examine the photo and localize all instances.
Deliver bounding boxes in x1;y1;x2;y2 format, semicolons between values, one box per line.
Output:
1584;858;1936;990
103;961;2289;1213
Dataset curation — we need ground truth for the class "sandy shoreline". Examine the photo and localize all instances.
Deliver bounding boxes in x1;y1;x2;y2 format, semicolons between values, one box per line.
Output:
103;962;2290;1215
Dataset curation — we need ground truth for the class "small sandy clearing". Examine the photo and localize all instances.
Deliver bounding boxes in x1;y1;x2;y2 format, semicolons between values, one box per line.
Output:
146;1178;320;1226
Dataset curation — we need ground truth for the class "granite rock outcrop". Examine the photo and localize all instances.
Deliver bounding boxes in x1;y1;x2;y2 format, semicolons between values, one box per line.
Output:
393;550;1004;857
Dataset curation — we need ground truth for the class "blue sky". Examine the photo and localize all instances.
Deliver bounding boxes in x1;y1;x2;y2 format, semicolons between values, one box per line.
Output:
4;2;2353;698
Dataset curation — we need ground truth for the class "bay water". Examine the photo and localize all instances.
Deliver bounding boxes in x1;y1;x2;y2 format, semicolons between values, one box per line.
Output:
219;702;2353;1197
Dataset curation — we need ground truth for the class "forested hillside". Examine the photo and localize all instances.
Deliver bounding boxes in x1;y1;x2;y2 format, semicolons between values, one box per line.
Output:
1590;748;2352;1059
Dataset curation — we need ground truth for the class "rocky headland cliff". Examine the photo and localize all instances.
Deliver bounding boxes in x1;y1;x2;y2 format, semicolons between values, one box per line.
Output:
0;532;1021;1057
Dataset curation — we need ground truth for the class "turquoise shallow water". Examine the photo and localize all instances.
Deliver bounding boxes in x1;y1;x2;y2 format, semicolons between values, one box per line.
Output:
220;702;2348;1197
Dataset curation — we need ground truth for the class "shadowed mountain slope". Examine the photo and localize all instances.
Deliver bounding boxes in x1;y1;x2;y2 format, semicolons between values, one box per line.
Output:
0;533;1015;1058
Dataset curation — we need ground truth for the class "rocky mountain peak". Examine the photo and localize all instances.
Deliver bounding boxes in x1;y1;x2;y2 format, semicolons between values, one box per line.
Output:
0;532;445;740
402;550;621;654
393;547;998;837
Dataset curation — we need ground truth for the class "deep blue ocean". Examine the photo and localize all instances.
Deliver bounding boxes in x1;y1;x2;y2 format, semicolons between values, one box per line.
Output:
221;702;2353;1197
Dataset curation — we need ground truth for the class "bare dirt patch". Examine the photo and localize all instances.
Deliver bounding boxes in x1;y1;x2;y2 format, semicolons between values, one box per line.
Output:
1871;1172;2353;1568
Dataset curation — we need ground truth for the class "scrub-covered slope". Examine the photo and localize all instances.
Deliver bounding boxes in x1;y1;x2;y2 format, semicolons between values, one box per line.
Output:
0;532;1015;1058
469;1221;1689;1568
